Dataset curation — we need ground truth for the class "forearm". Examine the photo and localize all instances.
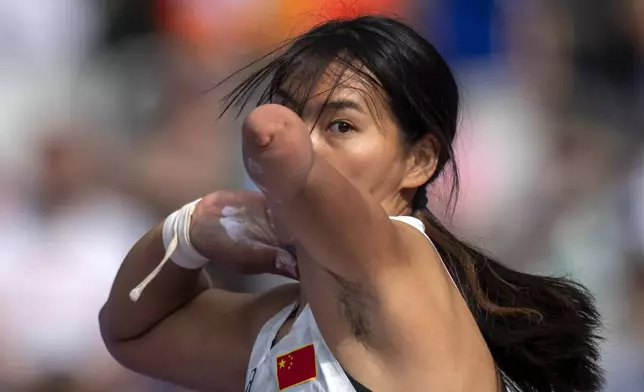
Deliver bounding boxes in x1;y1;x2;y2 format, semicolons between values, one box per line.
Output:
100;225;211;343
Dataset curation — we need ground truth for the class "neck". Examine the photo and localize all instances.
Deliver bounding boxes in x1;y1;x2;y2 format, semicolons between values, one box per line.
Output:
381;193;413;216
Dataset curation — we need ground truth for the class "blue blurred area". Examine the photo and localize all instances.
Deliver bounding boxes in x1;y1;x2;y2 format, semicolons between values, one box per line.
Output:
428;0;497;65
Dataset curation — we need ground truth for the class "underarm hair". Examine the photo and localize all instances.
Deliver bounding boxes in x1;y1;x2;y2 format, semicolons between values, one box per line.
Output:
328;270;375;343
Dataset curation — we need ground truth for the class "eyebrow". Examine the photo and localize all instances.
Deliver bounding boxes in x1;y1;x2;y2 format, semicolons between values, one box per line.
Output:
274;89;365;115
324;99;365;114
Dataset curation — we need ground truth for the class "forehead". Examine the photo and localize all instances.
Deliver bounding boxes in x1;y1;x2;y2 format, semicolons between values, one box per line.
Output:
278;62;391;118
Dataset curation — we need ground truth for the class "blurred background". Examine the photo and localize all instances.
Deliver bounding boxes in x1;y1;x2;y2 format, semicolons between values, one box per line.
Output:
0;0;642;391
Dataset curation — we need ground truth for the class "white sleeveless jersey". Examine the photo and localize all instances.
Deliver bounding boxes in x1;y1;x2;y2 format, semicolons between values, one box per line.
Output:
244;216;456;392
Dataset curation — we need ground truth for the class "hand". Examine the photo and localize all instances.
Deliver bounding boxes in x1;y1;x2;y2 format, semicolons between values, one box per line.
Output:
189;190;298;279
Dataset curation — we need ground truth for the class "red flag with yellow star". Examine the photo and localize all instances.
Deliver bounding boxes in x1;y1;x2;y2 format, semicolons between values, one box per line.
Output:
275;344;317;390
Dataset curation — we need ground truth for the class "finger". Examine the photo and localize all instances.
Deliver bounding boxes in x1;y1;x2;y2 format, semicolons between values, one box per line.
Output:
218;204;279;248
274;248;299;279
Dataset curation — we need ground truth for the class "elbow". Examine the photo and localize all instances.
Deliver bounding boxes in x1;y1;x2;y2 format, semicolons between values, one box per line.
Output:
98;305;125;365
98;303;136;351
98;305;139;371
98;304;121;351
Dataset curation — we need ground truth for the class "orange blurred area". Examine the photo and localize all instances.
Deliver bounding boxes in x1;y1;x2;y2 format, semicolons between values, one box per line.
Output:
159;0;407;57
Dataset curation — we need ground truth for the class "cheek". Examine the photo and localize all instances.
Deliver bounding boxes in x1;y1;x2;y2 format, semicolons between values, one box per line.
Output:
314;136;398;194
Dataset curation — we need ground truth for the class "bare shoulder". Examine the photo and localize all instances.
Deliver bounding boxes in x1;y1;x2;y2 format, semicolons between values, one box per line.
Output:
303;219;458;348
389;219;442;265
377;221;497;386
106;283;299;392
301;219;492;390
378;220;465;336
303;218;461;347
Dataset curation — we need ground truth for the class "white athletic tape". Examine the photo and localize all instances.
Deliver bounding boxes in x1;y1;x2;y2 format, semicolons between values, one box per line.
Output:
129;199;207;302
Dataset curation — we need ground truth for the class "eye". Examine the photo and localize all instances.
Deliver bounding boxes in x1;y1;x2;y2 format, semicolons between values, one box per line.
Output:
328;120;355;134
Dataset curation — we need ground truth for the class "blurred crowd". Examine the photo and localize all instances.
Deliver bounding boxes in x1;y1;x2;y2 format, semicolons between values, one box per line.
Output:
0;1;642;391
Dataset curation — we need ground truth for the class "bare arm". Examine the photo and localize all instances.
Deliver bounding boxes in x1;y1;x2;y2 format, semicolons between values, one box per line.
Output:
100;225;210;342
242;105;458;356
100;199;299;391
278;158;405;279
243;105;409;280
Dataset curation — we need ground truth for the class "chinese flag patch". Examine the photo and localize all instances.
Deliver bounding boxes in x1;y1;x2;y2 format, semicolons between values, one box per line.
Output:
275;344;317;390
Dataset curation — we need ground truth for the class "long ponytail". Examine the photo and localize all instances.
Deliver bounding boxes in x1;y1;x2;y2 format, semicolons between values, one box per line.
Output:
412;205;604;392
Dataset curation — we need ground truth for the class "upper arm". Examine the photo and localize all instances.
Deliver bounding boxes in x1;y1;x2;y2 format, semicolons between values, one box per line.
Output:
242;104;471;383
300;221;466;390
101;284;298;392
303;220;453;338
275;156;407;280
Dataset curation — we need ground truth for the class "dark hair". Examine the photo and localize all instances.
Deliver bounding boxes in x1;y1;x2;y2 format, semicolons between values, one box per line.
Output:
218;15;604;392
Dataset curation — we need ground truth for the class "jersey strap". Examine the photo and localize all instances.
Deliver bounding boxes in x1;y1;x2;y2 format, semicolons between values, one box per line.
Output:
389;215;460;292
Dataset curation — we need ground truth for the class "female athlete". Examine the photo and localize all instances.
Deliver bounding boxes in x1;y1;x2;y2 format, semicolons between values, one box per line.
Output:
100;16;603;392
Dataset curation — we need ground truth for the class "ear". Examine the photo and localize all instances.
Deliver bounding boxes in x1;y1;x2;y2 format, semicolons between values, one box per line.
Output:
401;135;439;189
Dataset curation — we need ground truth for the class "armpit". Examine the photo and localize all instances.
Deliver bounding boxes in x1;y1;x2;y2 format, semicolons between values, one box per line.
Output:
328;270;376;344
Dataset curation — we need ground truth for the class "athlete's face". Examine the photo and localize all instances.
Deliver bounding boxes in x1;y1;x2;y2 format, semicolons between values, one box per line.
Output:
274;65;437;214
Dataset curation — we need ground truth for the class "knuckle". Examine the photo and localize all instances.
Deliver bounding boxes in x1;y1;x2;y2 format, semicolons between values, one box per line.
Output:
202;191;233;210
